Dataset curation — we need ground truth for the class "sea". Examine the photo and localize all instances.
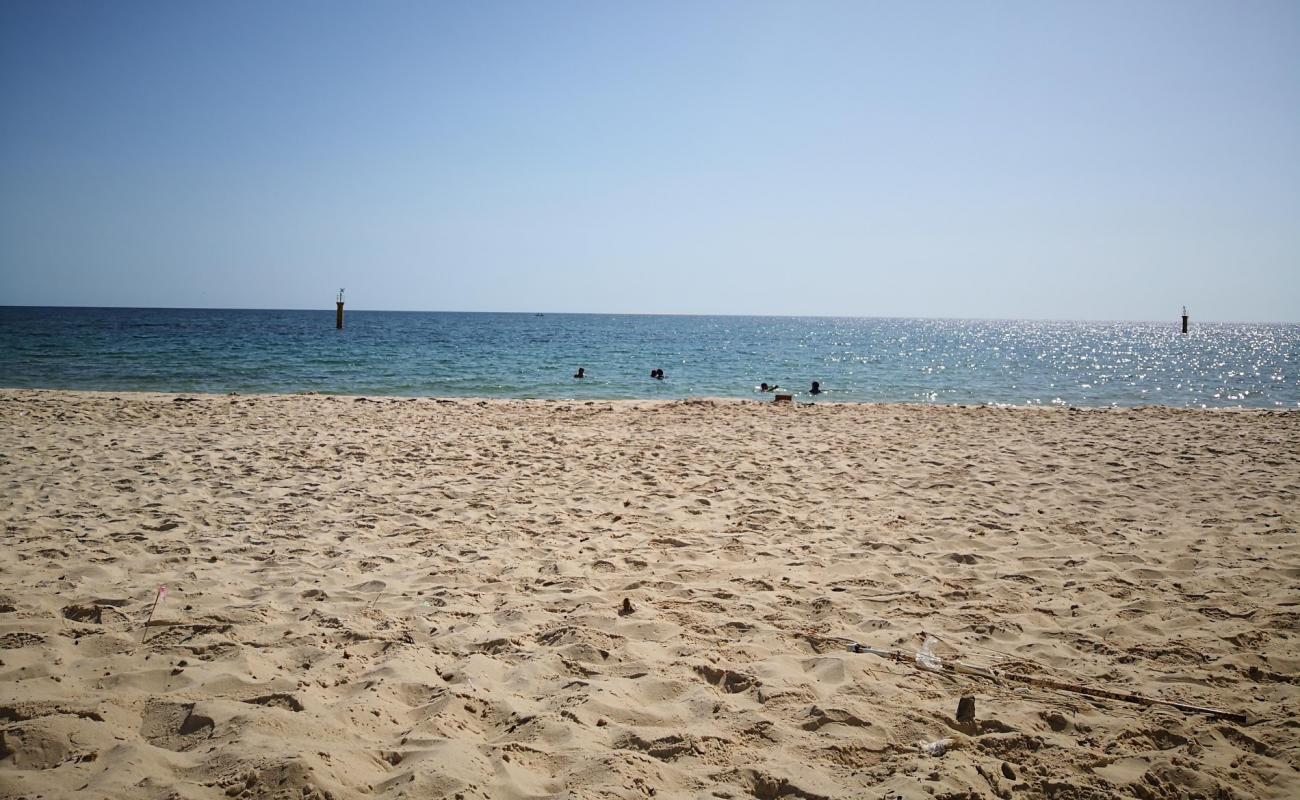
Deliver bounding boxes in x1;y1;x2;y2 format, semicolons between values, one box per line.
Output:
1;306;1296;408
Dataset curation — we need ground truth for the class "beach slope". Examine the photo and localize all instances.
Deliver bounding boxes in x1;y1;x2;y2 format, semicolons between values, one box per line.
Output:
1;390;1297;799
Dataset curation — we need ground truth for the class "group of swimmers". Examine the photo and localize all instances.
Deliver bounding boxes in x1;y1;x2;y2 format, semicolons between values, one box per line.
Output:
574;369;665;382
574;368;822;395
760;380;821;395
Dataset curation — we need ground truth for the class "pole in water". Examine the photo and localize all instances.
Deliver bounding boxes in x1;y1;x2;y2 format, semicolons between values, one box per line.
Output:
1181;306;1189;334
336;288;345;330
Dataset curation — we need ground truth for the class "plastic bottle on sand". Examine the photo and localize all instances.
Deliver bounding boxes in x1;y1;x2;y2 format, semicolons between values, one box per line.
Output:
918;737;954;756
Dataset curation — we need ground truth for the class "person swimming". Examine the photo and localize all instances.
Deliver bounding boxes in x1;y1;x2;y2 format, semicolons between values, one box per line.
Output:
809;381;822;395
651;368;665;380
760;382;780;392
574;367;586;379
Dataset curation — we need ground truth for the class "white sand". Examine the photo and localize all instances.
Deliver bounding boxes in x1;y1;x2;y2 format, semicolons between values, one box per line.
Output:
1;390;1297;799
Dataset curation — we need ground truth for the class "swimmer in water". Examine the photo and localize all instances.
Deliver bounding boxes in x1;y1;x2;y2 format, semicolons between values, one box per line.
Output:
574;367;586;379
760;382;780;392
809;381;822;395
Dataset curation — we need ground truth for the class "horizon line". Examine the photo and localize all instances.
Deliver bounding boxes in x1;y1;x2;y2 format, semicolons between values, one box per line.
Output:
0;303;1291;326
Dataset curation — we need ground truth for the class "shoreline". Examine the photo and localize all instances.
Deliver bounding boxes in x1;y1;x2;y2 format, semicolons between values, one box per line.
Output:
1;389;1297;798
2;386;1295;413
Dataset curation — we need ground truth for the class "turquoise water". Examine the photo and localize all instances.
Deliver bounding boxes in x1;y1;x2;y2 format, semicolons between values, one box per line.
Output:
1;307;1296;408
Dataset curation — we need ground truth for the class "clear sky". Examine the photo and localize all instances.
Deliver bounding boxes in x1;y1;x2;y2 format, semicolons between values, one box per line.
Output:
1;1;1297;321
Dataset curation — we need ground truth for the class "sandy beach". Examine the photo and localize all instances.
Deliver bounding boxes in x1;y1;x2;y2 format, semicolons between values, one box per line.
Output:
1;389;1297;800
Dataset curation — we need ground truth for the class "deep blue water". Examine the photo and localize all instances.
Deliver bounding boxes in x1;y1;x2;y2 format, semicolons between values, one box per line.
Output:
0;307;1296;408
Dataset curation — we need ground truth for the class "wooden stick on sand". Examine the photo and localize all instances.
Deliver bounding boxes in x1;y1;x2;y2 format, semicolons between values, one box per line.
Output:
849;643;1248;724
141;585;167;644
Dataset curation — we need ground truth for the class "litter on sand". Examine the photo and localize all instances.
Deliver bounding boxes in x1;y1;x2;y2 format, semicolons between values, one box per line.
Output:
848;635;1249;724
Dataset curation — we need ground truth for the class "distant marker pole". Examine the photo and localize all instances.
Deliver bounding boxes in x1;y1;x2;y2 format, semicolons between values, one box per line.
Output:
1181;306;1189;334
336;288;345;330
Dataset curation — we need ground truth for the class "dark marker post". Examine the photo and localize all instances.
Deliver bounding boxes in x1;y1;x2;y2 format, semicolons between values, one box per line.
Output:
336;288;345;330
1181;306;1189;334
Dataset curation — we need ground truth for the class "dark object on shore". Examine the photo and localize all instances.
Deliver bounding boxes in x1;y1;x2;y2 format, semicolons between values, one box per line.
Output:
773;394;793;405
574;367;586;379
809;381;822;395
651;369;664;380
620;598;636;616
956;695;976;724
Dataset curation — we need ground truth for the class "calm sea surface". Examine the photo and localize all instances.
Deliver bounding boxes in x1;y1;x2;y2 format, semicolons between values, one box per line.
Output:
1;307;1296;408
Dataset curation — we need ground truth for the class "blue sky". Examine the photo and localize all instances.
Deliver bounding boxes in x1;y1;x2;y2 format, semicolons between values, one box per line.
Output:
1;0;1297;321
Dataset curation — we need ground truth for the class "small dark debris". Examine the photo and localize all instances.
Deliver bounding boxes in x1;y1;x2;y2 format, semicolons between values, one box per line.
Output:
957;696;976;724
